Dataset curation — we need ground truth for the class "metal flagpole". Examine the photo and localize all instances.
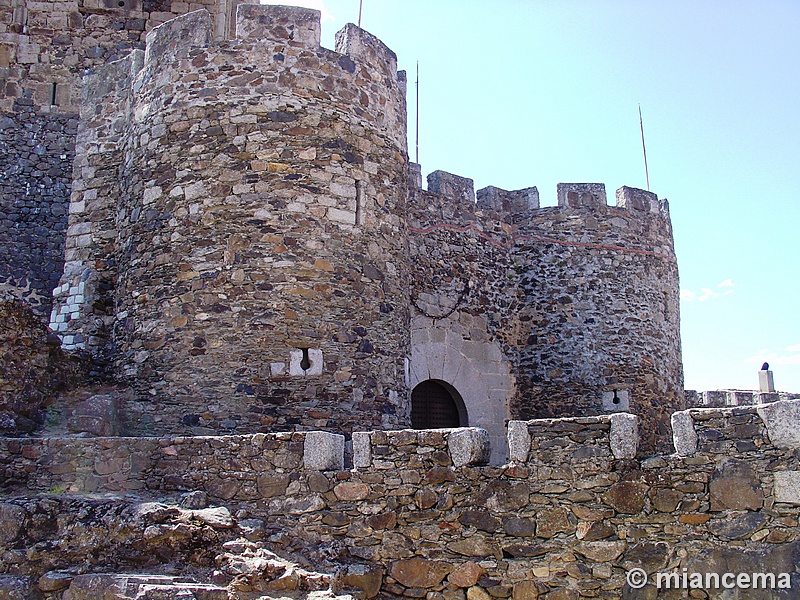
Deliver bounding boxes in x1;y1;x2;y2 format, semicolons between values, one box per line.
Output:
415;61;420;164
639;104;650;191
358;0;363;27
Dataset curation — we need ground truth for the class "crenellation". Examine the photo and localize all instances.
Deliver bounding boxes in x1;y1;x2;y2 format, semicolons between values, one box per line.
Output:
234;3;320;47
426;169;475;203
557;182;607;208
143;8;211;73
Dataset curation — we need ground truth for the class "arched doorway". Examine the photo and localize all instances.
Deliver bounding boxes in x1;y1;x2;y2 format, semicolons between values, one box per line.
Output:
411;379;468;429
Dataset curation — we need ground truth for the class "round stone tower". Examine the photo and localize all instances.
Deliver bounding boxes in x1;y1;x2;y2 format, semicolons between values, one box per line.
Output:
513;183;683;452
99;6;409;434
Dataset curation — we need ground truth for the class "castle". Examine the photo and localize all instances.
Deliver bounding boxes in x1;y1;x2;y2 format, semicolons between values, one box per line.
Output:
2;4;797;599
1;2;681;459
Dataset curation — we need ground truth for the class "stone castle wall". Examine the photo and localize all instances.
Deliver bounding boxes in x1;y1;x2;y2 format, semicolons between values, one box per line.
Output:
0;0;244;311
513;184;682;454
1;401;799;597
406;174;681;455
50;6;411;436
4;3;682;453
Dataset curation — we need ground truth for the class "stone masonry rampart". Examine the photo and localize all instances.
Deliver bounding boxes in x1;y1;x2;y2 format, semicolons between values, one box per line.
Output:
407;171;681;454
1;401;799;596
49;6;411;437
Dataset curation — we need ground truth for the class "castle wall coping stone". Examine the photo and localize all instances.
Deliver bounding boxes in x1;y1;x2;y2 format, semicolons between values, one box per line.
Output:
303;431;345;471
446;427;490;467
609;413;638;459
671;410;697;456
757;399;800;448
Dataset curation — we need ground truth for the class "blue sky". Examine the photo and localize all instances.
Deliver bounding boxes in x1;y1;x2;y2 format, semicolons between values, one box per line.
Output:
262;0;800;393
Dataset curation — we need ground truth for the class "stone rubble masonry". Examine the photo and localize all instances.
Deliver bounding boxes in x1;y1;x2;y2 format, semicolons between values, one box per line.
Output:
408;174;681;455
685;388;800;408
49;5;410;436
0;293;81;435
1;400;799;597
5;3;684;452
1;0;251;313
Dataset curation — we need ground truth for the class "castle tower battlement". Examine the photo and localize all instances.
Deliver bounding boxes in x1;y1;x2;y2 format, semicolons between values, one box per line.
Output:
49;6;411;436
406;168;680;454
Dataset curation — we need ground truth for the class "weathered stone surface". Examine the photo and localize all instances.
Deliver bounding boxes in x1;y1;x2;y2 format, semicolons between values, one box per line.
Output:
37;572;73;592
671;410;698;456
448;537;496;557
466;586;491;600
0;577;37;600
389;557;451;588
334;564;383;598
575;541;627;562
774;471;800;505
448;428;491;467
502;516;536;537
709;459;763;511
448;563;486;588
507;421;532;463
649;488;683;512
758;400;800;448
709;512;767;540
258;474;291;498
304;432;345;471
190;507;234;529
536;507;573;539
511;581;541;600
609;413;638;459
0;503;25;545
67;393;121;436
334;482;370;501
603;481;649;514
459;510;501;533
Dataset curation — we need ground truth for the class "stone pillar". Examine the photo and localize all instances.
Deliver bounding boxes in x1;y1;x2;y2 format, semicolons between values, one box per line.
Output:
759;369;775;393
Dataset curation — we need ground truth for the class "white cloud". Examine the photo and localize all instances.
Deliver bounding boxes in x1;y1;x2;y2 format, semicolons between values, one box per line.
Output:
260;0;333;21
745;349;800;367
681;279;734;302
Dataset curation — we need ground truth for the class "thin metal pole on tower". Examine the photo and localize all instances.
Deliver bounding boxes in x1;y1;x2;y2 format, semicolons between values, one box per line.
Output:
415;61;420;164
639;104;650;191
358;0;363;27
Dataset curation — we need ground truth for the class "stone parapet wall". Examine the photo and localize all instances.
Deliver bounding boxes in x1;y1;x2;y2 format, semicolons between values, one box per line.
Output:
2;402;800;597
0;0;244;113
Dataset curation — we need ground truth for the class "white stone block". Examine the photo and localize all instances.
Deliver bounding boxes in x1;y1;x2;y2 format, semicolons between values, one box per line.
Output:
448;427;490;467
759;370;775;392
602;389;630;412
609;413;638;459
757;399;800;448
289;348;323;377
327;208;356;224
774;471;800;505
671;410;698;456
507;420;531;463
352;432;371;468
270;362;285;376
303;431;345;471
143;186;162;204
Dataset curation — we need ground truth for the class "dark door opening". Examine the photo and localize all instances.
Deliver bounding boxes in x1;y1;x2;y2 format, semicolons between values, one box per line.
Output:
411;379;467;429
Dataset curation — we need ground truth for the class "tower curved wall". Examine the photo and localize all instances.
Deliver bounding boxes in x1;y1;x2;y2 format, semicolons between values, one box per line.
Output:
514;184;682;452
83;7;409;434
